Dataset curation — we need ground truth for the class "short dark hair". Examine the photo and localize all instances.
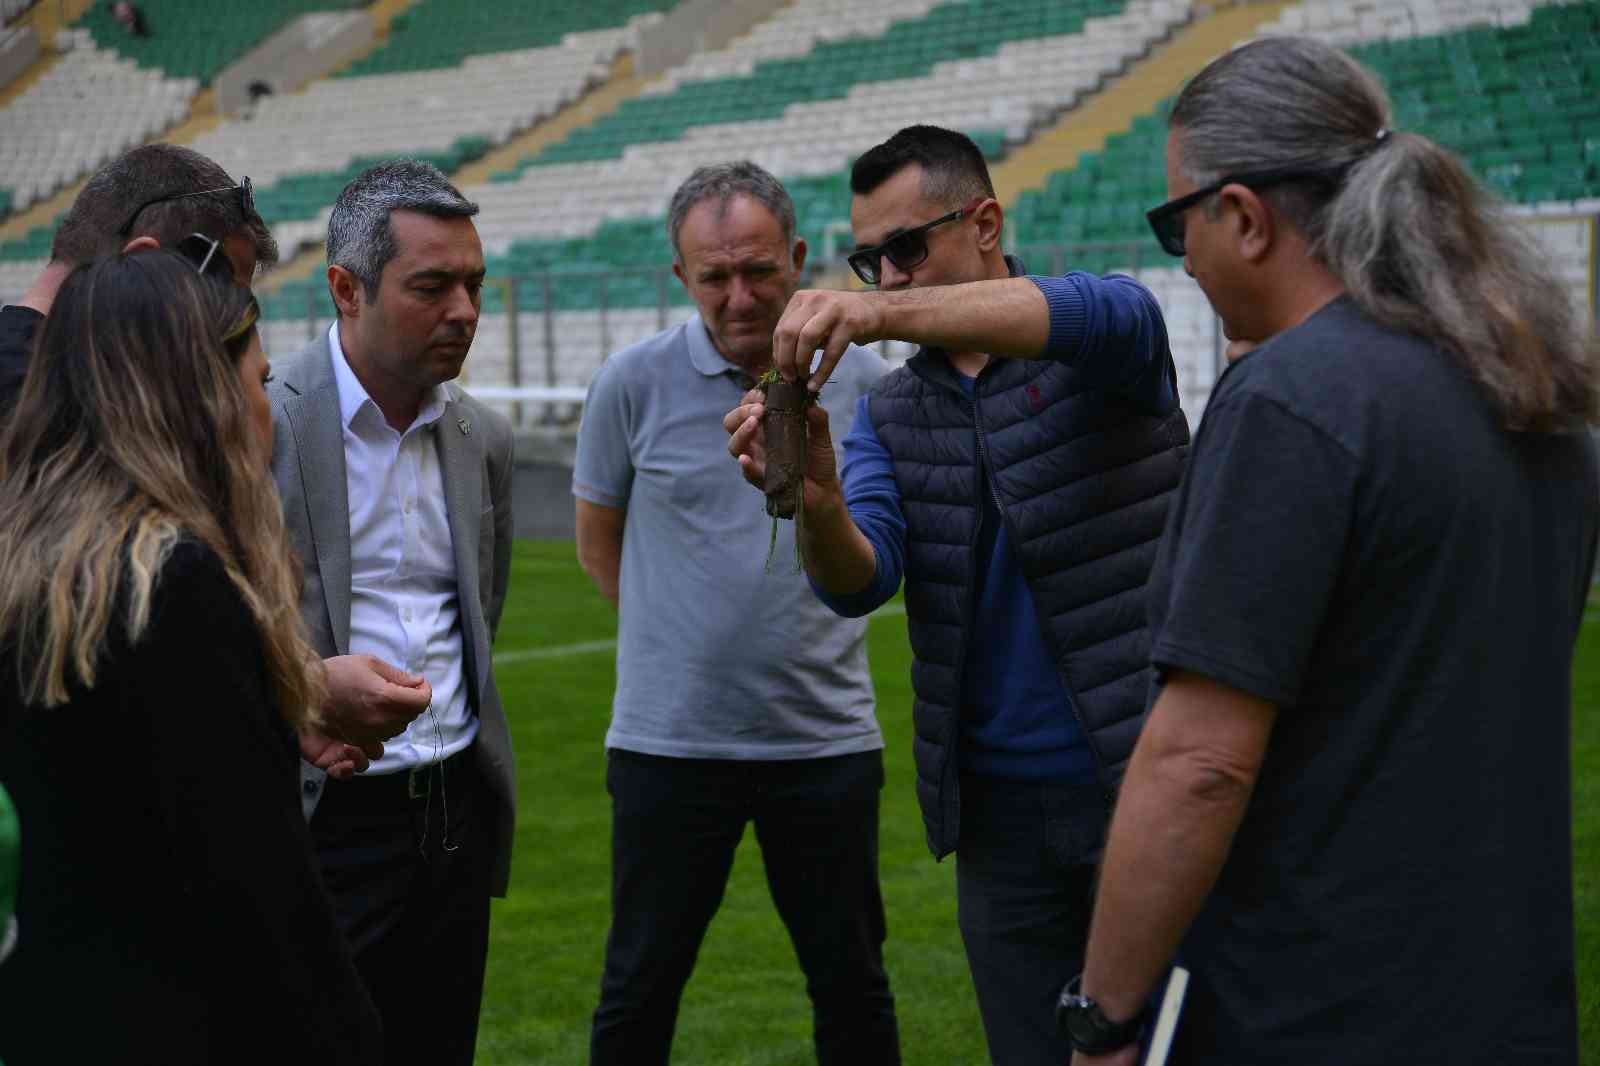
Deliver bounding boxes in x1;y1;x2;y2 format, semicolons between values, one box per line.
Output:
52;144;278;269
850;125;996;208
326;159;478;301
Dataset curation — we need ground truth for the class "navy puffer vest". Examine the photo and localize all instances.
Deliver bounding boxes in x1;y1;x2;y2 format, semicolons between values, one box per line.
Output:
869;349;1189;858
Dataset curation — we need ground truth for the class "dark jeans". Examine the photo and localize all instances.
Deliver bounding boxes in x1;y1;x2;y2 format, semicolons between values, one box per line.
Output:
591;748;900;1066
955;774;1108;1066
311;746;493;1066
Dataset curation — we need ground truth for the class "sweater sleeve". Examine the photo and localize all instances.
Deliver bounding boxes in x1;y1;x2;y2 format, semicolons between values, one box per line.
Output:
810;394;906;618
1027;271;1179;415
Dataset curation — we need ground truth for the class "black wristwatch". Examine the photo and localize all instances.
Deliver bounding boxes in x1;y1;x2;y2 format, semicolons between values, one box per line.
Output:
1056;974;1146;1054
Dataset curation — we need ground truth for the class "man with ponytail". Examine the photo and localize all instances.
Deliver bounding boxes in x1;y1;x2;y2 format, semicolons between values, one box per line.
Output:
1063;36;1599;1066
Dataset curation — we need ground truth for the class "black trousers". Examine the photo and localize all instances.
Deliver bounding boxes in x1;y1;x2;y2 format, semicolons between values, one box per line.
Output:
955;774;1108;1066
311;746;493;1066
591;749;900;1066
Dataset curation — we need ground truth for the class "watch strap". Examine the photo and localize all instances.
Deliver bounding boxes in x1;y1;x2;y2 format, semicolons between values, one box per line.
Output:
1057;974;1147;1054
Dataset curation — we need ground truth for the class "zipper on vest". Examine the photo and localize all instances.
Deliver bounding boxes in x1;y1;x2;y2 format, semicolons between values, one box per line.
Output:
929;397;990;861
972;406;1007;516
971;390;1117;804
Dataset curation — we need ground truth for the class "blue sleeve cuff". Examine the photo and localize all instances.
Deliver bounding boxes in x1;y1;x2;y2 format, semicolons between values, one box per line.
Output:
809;549;898;618
1027;273;1091;361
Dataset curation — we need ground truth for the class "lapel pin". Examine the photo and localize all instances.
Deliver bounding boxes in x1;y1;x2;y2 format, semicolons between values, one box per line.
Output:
457;417;471;437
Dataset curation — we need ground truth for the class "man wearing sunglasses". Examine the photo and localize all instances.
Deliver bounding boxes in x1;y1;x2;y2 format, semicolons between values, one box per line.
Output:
724;125;1188;1065
0;144;273;423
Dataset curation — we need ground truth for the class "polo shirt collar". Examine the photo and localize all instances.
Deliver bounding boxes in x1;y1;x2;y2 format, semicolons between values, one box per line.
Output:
328;322;447;432
685;313;750;379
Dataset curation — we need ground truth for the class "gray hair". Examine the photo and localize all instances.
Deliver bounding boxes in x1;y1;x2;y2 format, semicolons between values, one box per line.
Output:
326;159;478;300
667;161;796;264
1173;36;1599;431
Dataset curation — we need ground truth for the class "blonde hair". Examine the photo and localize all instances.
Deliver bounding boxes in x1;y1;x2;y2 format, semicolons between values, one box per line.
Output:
1173;36;1600;432
0;251;323;727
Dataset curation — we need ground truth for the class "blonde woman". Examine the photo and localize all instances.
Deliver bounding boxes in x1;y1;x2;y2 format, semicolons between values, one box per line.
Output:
0;251;381;1063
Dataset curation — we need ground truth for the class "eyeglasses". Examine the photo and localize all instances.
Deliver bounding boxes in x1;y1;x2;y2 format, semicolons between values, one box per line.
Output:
1145;165;1347;257
117;176;255;237
847;198;986;285
175;232;236;284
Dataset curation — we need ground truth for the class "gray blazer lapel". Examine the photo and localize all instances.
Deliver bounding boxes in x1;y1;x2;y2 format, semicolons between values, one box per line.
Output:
282;343;353;655
437;395;488;700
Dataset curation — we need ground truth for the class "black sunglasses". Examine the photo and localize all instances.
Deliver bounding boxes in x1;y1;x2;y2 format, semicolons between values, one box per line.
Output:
171;234;259;344
175;232;237;284
118;176;255;237
847;198;985;285
1145;165;1348;256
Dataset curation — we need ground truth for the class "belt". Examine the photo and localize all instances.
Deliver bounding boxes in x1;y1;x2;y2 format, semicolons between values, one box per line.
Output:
333;743;476;809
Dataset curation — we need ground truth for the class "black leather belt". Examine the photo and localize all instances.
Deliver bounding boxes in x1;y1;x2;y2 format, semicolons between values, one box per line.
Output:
334;744;476;808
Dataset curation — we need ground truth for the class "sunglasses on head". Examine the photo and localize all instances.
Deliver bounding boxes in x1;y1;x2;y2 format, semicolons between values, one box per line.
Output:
173;233;257;343
117;176;255;238
1145;164;1348;257
847;198;986;286
176;232;237;284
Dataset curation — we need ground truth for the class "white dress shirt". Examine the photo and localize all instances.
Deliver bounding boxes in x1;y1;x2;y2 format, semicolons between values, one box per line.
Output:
330;324;476;774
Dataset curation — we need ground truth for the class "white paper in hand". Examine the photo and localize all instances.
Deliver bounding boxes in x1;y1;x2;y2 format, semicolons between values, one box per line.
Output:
1140;966;1190;1066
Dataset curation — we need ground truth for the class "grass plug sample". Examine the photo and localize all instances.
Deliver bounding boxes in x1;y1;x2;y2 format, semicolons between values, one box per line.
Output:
761;375;807;520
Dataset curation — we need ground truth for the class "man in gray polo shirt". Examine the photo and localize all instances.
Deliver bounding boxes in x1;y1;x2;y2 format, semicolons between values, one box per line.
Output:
573;161;900;1064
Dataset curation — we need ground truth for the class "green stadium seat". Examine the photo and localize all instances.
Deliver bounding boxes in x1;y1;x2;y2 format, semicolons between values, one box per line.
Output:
76;0;363;85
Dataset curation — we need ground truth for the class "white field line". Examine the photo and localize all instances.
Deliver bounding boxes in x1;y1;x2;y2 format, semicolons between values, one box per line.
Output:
493;602;908;666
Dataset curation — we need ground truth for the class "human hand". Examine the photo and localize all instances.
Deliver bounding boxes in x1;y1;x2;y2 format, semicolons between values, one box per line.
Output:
724;388;844;514
298;728;380;780
771;289;884;393
322;654;432;747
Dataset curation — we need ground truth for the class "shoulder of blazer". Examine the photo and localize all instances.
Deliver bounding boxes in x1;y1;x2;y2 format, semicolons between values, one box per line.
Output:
269;335;336;404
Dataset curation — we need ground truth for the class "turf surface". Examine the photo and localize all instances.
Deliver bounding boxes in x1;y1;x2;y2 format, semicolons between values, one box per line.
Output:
478;540;1599;1064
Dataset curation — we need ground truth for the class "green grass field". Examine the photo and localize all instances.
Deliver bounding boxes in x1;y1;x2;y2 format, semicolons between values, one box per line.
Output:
477;541;1600;1064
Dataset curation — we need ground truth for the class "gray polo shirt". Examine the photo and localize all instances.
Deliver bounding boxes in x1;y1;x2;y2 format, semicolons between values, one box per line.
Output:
573;313;887;760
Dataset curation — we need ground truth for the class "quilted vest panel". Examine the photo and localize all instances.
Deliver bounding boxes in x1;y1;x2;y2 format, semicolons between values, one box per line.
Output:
869;352;1189;857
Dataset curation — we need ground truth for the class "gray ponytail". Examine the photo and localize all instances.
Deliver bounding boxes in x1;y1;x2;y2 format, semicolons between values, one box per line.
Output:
1173;36;1599;432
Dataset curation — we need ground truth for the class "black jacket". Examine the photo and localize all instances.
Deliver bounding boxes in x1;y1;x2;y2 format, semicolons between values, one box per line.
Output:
0;542;382;1063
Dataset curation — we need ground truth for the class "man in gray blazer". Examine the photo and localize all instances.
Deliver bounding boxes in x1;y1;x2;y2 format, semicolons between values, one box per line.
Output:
268;159;515;1066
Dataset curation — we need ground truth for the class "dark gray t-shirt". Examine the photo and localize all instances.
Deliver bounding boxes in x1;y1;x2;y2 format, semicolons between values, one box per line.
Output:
574;314;887;760
1147;297;1596;1065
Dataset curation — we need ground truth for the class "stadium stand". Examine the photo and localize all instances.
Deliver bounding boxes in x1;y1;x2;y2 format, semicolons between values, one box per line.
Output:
74;0;363;85
474;0;1185;230
188;14;665;252
338;0;675;77
1010;1;1600;257
0;0;36;26
0;28;194;215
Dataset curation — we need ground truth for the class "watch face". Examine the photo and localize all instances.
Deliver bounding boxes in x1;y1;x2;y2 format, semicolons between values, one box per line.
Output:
1064;998;1104;1045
